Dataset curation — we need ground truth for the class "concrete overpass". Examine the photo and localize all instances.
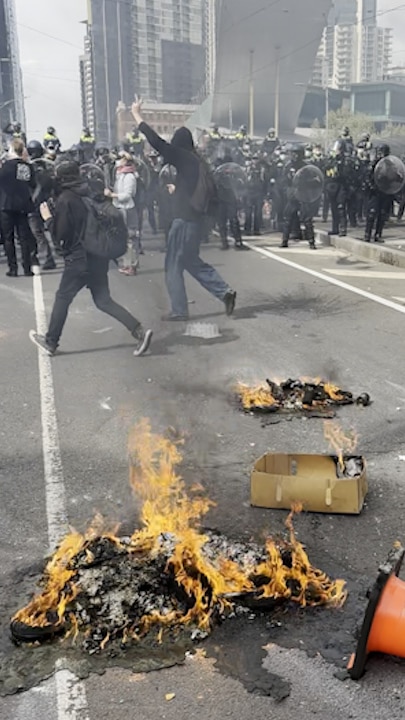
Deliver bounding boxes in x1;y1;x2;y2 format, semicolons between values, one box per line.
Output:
190;0;332;136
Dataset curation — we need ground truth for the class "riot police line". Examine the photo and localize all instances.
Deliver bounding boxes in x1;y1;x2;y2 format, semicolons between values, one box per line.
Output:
1;119;405;269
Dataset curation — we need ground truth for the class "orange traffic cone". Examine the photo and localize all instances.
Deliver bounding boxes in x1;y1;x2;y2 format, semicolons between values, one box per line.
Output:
348;545;405;679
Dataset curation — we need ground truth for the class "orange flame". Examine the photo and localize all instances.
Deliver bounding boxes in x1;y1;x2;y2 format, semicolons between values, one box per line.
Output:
12;421;347;645
236;382;279;411
324;421;359;471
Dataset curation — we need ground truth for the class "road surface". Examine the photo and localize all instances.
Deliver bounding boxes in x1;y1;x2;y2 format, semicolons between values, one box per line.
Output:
1;232;405;719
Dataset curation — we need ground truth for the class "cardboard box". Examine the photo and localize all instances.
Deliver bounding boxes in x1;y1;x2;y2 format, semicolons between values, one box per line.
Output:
251;453;367;514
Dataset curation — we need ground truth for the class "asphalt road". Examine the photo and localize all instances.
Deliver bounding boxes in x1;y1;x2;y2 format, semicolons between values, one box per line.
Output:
2;230;405;719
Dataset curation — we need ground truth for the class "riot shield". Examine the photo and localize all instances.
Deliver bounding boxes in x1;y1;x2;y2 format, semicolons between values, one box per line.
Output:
374;155;405;195
292;164;324;204
214;162;246;199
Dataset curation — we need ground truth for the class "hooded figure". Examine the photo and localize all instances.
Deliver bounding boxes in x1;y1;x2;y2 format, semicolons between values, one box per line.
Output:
29;159;152;357
131;100;236;321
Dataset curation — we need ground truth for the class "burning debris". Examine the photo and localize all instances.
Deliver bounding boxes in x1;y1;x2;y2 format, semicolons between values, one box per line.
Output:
237;378;370;414
11;421;346;654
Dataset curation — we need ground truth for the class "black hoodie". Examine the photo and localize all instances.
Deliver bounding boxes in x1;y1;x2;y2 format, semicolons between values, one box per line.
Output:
138;122;200;222
50;181;89;258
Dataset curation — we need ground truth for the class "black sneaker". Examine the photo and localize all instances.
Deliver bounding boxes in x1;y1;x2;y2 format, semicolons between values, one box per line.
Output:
234;243;250;250
133;328;153;356
24;270;35;277
29;330;56;356
42;259;57;271
6;269;17;277
223;290;236;316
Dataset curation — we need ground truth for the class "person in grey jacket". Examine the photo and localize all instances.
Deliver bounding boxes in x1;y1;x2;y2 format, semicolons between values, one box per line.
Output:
105;152;139;276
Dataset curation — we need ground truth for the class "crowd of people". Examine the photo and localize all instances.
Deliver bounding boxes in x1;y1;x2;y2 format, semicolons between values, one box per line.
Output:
0;111;402;357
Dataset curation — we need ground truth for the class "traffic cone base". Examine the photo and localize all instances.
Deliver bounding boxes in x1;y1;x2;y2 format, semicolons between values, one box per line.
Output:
348;546;405;680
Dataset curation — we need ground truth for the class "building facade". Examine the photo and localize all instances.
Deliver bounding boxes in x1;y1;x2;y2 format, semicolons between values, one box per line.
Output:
79;31;95;135
117;101;197;142
81;0;135;145
193;0;333;136
313;0;392;90
132;0;205;104
81;0;207;144
0;0;25;131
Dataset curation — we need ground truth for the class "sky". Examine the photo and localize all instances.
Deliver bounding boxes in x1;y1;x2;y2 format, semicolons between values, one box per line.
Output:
13;0;405;147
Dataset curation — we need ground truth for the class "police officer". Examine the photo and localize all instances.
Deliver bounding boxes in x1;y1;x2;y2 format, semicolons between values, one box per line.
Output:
125;126;144;157
79;127;96;163
26;140;57;270
244;155;265;236
324;140;351;237
340;126;354;152
262;128;279;156
234;125;248;145
363;143;391;243
209;124;222;141
3;121;27;146
280;145;316;249
43;126;61;152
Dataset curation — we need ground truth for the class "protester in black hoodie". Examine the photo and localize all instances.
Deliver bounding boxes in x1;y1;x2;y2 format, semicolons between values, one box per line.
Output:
131;98;236;320
29;160;152;357
0;138;37;276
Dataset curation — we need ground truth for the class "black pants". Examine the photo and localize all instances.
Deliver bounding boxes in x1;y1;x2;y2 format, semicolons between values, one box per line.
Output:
0;210;36;272
364;193;391;241
46;255;141;347
245;196;262;234
328;186;347;235
218;200;242;246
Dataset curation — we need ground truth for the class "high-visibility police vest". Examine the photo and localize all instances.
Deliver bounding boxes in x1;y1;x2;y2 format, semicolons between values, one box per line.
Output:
127;134;142;144
80;135;95;144
210;132;221;140
44;133;57;142
234;132;246;141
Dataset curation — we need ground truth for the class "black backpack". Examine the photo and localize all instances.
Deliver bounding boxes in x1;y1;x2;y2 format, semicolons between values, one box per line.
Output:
80;197;128;259
190;158;218;216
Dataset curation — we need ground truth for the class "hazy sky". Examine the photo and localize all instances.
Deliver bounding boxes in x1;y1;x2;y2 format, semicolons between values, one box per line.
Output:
14;0;405;147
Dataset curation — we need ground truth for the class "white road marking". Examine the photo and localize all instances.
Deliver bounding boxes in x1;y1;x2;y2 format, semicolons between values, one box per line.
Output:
32;273;90;720
272;247;343;256
392;296;405;303
386;379;405;394
323;269;405;279
246;244;405;315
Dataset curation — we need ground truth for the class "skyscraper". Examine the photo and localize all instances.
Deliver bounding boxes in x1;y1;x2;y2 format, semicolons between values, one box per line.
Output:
328;0;376;25
313;0;392;89
83;0;135;145
0;0;25;130
81;0;206;143
132;0;205;104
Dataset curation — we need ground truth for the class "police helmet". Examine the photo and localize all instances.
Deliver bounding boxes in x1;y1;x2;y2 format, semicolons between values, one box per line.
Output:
27;140;44;160
290;144;305;160
267;127;276;137
376;143;390;159
47;126;56;135
341;126;350;138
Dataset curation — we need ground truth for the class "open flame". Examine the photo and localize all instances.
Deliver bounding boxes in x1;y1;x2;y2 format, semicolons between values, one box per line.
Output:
12;421;346;650
324;421;359;471
236;377;354;413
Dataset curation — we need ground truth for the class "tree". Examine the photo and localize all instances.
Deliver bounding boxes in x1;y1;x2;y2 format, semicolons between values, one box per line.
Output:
311;108;375;147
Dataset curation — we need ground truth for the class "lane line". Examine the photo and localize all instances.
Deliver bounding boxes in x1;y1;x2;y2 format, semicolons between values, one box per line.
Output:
32;272;90;720
246;244;405;315
322;269;405;279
